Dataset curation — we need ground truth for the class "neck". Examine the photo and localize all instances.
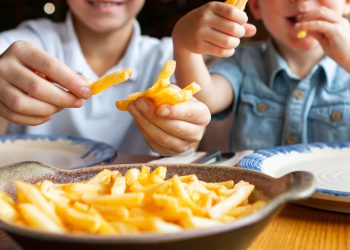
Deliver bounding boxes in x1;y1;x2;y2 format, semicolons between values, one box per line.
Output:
274;40;325;78
73;18;134;77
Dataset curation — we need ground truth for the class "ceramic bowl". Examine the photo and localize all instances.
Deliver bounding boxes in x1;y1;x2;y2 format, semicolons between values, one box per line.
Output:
0;134;117;169
0;162;316;250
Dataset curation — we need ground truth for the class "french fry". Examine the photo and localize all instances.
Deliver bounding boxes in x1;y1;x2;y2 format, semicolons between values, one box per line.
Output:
18;203;64;233
116;60;201;111
55;203;101;233
91;69;132;95
0;192;18;223
16;181;64;227
225;0;248;10
1;166;265;235
82;193;145;207
208;181;254;219
297;30;307;39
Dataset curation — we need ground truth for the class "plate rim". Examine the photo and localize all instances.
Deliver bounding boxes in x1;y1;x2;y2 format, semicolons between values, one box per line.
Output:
0;134;118;169
239;142;350;198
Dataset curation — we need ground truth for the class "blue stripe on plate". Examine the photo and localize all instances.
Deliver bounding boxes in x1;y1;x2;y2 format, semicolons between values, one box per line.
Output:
239;142;350;197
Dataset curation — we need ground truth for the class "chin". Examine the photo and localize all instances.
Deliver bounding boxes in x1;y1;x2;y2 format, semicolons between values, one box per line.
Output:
292;38;320;52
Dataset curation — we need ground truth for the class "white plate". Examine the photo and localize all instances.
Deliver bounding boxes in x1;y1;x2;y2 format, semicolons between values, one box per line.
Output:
0;134;117;169
239;142;350;213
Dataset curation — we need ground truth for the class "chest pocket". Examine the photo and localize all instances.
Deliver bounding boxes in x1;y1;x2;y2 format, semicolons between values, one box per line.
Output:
232;92;285;151
308;104;350;142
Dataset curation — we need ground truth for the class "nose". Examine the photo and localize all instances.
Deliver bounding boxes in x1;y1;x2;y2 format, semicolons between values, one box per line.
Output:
289;0;318;11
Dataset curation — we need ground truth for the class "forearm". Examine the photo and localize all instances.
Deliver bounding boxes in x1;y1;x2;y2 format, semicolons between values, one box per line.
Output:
174;46;231;113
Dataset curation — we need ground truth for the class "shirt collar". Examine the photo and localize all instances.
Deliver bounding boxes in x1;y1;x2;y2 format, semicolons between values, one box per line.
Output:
317;56;338;90
266;38;338;89
266;39;290;88
63;12;139;81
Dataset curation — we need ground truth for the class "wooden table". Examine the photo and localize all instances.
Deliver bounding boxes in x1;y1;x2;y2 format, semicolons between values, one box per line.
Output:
2;154;349;250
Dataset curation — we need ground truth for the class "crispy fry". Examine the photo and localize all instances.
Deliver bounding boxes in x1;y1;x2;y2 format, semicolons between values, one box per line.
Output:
115;60;201;111
91;69;132;95
18;203;65;233
1;166;264;235
297;30;307;39
0;192;18;222
225;0;248;10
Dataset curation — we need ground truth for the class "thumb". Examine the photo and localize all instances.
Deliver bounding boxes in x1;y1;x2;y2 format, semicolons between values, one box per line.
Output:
244;23;257;37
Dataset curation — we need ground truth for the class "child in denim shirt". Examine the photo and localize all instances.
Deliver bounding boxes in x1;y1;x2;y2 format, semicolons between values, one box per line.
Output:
172;0;350;151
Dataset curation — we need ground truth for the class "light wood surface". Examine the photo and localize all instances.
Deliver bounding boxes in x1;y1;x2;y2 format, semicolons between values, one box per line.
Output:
248;204;350;250
1;154;349;250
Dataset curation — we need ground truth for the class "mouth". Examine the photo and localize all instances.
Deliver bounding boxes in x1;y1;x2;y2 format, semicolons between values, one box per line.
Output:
286;16;298;25
86;0;126;7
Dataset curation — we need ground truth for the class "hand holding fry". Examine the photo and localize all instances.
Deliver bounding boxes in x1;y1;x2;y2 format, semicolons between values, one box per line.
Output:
0;166;265;235
129;96;210;156
172;1;256;57
0;41;91;125
295;7;350;71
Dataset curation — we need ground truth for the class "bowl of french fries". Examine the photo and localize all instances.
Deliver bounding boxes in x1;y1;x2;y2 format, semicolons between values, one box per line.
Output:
0;162;315;250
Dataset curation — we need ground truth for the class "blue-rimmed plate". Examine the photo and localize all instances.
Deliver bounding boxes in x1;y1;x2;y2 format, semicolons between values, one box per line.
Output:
0;134;117;169
239;142;350;213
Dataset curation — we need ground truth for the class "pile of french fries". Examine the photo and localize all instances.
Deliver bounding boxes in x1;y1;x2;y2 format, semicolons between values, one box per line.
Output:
116;60;201;111
0;166;265;235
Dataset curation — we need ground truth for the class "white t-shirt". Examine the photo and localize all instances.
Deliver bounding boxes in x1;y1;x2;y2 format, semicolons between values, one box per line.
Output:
0;14;173;154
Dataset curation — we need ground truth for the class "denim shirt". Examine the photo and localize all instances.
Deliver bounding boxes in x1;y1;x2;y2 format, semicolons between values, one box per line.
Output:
210;39;350;152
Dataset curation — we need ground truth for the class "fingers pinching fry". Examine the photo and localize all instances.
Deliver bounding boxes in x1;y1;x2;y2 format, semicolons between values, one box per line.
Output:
0;166;265;235
115;60;201;111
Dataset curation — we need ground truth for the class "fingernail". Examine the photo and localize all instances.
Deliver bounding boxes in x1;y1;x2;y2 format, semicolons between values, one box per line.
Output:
136;100;149;112
158;107;170;117
80;86;91;99
74;99;85;107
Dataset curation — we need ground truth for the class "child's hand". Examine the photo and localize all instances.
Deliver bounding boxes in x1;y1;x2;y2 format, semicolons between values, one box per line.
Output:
0;41;91;126
128;95;211;156
172;2;256;57
296;7;350;70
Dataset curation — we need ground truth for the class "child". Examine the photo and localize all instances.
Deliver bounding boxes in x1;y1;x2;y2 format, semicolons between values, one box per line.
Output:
173;0;350;152
0;0;211;156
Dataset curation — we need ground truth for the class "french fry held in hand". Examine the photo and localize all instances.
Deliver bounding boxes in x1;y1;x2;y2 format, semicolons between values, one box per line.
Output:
90;68;132;95
115;60;201;111
297;30;307;39
0;166;265;235
225;0;249;10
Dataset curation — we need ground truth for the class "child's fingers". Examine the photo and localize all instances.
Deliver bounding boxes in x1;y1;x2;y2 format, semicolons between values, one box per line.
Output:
157;100;211;126
132;98;205;143
128;101;192;155
298;7;340;24
0;81;59;117
209;14;246;38
244;23;257;37
2;62;84;109
295;20;337;37
0;101;52;126
211;2;248;24
8;41;91;99
205;28;241;49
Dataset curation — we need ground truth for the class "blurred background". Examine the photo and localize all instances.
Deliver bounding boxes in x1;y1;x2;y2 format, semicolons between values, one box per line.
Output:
0;0;268;39
0;0;268;151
